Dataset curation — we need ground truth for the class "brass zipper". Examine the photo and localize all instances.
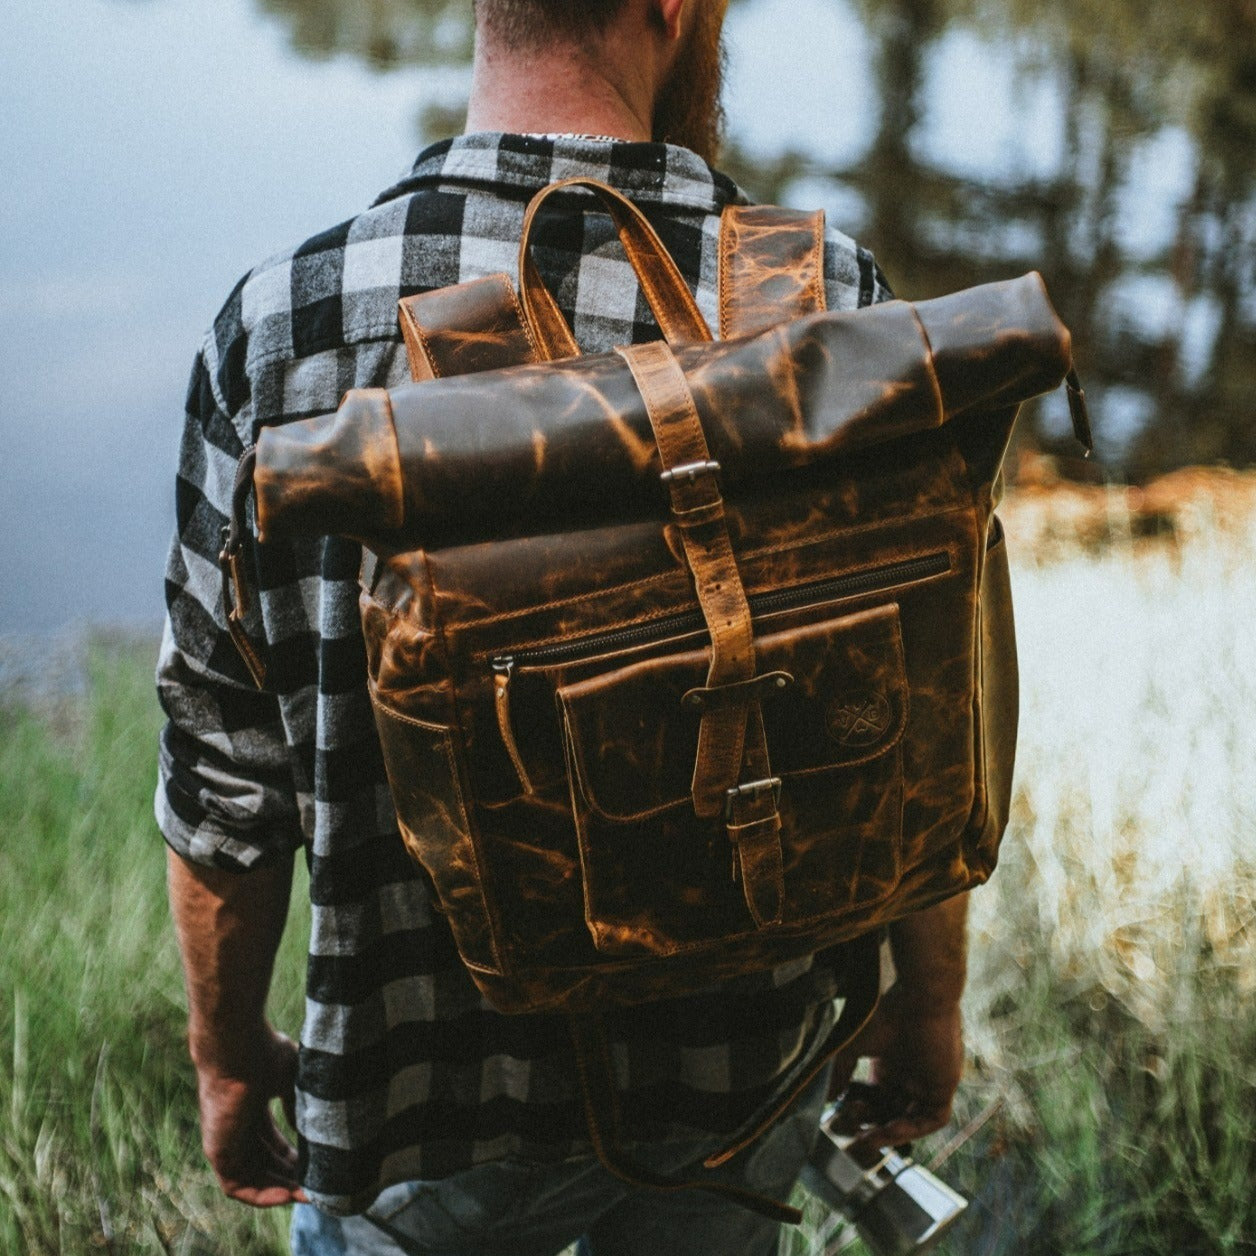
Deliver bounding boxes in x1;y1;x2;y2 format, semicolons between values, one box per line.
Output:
491;550;950;675
486;549;951;797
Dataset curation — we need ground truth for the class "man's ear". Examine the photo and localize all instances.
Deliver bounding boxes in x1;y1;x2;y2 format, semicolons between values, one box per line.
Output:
654;0;686;42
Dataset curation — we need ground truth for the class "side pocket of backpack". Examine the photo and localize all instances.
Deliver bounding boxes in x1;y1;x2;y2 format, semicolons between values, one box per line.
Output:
966;514;1019;878
362;557;508;979
370;698;505;976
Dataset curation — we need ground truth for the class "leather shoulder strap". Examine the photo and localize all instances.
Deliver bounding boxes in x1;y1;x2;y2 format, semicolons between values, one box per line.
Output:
718;204;827;340
397;273;542;382
569;930;882;1221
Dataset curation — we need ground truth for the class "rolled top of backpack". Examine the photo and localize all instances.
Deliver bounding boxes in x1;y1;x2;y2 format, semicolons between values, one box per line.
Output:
250;273;1078;551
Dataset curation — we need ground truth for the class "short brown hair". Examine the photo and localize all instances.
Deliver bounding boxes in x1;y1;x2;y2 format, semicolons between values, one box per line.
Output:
474;0;631;49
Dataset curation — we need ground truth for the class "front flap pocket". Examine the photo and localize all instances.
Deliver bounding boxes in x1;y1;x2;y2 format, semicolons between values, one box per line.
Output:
558;603;907;823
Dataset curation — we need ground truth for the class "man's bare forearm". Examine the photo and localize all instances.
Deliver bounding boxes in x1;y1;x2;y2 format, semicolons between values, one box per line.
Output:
828;893;969;1141
166;848;293;1074
167;847;306;1205
887;892;968;1009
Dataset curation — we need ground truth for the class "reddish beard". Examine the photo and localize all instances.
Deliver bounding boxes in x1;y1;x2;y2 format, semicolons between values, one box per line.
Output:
652;2;728;164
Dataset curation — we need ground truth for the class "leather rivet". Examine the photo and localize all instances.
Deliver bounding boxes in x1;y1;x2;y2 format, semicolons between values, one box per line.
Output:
775;677;786;688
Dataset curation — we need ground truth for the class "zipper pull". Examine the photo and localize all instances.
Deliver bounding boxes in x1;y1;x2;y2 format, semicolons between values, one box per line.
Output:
491;658;536;796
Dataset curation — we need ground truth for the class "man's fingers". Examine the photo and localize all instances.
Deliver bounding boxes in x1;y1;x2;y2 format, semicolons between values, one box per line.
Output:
828;1080;905;1133
216;1139;306;1209
845;1102;953;1153
280;1088;298;1132
265;1031;301;1133
828;1094;872;1135
197;1032;307;1209
825;1002;898;1102
209;1116;303;1207
260;1129;301;1180
259;1113;299;1166
225;1181;308;1208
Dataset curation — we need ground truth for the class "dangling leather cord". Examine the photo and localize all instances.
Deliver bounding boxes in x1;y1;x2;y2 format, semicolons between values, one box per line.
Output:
568;931;882;1224
1065;366;1093;456
702;934;880;1169
218;447;269;688
569;1013;802;1225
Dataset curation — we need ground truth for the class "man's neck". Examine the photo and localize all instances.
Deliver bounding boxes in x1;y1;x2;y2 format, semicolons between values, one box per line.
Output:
463;38;658;143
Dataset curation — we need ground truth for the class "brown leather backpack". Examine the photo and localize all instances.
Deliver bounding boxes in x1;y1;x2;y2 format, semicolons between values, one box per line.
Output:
221;178;1090;1219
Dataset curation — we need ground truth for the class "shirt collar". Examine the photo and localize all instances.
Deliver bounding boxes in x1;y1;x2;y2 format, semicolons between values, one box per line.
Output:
373;131;744;214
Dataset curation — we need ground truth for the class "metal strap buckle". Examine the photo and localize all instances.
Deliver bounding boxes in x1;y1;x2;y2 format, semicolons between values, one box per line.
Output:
724;776;782;822
660;459;721;485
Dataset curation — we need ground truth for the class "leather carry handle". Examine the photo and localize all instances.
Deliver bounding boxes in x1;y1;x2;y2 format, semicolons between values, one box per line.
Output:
718;203;827;339
518;177;713;360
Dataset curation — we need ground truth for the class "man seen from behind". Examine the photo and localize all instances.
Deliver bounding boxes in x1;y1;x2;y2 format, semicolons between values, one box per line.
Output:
159;2;969;1252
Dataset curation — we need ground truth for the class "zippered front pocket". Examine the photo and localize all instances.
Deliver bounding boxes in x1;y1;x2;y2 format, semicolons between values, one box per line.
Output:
484;549;950;800
490;550;950;674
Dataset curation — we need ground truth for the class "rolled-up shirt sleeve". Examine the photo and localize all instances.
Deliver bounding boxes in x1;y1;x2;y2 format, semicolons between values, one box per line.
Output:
156;340;303;870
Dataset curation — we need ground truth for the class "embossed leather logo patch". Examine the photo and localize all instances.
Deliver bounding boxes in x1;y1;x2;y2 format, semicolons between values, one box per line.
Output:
826;691;893;748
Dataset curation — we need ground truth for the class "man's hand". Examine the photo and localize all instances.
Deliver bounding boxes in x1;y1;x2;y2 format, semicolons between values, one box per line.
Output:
167;849;304;1208
195;1025;307;1207
827;893;969;1150
827;982;964;1151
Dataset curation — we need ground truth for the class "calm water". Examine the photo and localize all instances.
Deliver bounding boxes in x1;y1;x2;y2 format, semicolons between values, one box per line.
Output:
3;0;1254;633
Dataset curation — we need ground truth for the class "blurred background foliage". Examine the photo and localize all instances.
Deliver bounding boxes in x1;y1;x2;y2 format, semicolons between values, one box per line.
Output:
3;2;1255;1251
3;0;1251;637
248;0;1256;478
255;0;474;67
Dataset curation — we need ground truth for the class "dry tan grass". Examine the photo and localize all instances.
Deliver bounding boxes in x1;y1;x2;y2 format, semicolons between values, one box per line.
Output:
969;474;1256;1050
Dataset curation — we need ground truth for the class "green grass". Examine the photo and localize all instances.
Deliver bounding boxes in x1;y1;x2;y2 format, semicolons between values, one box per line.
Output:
0;641;308;1254
3;509;1255;1253
788;948;1256;1256
906;945;1256;1254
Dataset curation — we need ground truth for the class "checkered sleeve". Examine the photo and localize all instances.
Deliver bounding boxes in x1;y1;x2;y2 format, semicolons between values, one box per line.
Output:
822;227;896;311
155;325;303;871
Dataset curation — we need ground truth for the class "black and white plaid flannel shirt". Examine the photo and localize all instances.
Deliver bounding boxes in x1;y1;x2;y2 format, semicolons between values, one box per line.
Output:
156;132;894;1214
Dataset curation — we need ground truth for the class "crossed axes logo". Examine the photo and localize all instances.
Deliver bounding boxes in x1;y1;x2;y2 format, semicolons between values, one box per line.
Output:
826;690;893;748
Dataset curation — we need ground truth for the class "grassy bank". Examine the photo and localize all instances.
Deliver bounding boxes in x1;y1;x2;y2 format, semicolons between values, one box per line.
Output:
2;500;1254;1253
813;495;1256;1255
0;642;309;1253
956;501;1254;1254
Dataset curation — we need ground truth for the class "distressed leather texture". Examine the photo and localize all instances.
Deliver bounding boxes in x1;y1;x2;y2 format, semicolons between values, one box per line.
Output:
719;203;826;340
254;277;1069;556
245;184;1075;1016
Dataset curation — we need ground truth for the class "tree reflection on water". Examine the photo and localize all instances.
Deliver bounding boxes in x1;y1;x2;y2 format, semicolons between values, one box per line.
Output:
254;0;1256;478
256;0;472;67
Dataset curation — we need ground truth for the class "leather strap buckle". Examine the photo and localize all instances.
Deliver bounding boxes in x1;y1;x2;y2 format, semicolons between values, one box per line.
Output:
660;459;721;485
725;776;782;822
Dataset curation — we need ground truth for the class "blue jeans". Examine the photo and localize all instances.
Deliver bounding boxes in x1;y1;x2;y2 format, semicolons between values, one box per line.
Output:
289;1070;828;1256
